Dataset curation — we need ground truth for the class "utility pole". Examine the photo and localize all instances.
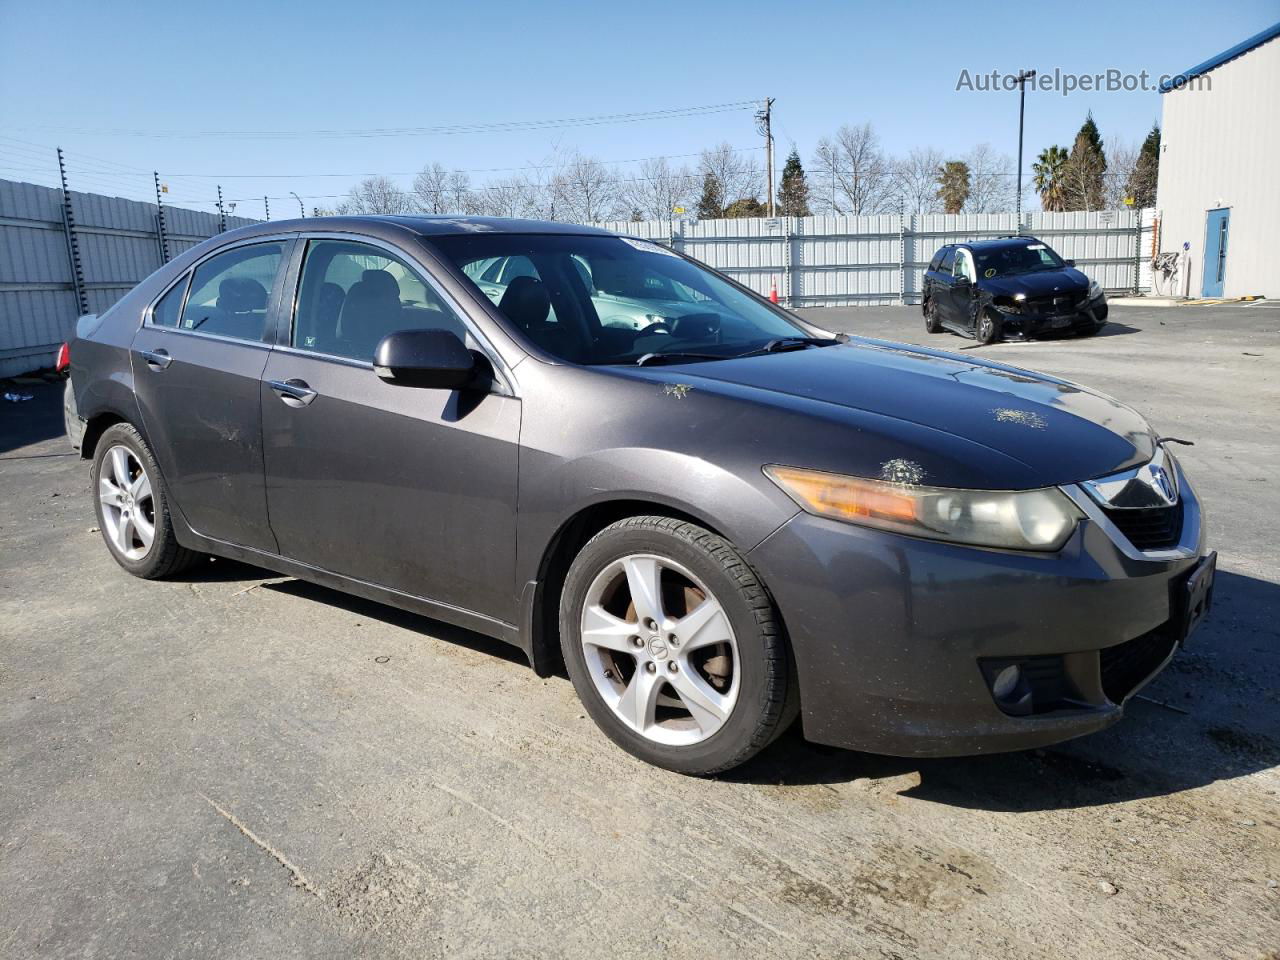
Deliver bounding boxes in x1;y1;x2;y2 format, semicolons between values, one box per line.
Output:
264;196;270;221
57;148;89;317
290;191;305;217
153;172;170;263
756;97;776;217
1015;69;1037;218
217;185;227;233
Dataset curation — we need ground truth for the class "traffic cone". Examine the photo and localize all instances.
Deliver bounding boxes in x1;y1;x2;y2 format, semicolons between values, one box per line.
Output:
769;278;779;304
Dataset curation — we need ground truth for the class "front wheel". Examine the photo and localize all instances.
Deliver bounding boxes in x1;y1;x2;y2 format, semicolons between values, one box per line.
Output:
560;516;796;775
977;310;1002;345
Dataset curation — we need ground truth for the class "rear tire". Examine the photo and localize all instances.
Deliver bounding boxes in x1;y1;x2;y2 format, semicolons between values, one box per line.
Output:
924;299;944;334
560;516;797;775
91;422;204;579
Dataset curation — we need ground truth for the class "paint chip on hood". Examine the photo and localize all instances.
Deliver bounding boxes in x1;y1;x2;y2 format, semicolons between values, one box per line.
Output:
992;407;1047;429
881;458;925;485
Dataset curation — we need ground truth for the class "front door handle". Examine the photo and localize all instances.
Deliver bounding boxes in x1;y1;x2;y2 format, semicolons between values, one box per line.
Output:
140;348;172;370
267;378;318;407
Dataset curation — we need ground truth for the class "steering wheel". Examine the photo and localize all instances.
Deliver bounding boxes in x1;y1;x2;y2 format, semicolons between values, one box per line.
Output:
635;320;672;337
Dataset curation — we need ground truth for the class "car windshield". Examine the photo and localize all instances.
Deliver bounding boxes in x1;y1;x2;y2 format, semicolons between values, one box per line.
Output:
428;233;809;365
973;242;1066;278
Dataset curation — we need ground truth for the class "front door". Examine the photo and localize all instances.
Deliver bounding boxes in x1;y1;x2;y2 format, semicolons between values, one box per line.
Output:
260;237;520;623
130;239;291;552
1202;208;1230;297
949;248;978;328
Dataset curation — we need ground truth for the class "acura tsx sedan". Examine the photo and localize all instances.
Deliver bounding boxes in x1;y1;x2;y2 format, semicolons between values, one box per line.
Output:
65;216;1214;774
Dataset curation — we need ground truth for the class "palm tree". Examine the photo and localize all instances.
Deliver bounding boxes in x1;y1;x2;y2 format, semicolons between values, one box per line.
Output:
1033;146;1069;212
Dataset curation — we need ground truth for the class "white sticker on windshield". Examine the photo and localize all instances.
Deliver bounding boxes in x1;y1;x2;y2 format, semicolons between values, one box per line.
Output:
1026;243;1046;250
620;237;680;257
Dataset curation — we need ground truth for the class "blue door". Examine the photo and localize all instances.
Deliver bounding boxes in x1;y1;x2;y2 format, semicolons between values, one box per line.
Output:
1202;208;1230;297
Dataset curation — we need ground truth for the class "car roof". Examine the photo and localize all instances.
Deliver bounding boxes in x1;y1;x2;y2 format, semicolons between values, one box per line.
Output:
217;214;618;242
956;236;1044;251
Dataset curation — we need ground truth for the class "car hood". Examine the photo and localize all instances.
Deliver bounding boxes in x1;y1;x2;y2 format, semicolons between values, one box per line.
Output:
618;339;1155;489
978;268;1089;298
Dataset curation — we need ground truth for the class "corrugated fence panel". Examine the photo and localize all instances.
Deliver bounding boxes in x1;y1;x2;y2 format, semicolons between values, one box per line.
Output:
0;178;261;376
595;208;1153;309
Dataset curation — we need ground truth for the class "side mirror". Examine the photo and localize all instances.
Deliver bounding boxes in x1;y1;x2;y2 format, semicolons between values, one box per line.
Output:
373;329;479;390
1065;259;1076;267
954;275;971;288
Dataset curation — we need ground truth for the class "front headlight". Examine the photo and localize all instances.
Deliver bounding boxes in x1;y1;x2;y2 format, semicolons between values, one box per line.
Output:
1087;280;1103;300
765;465;1081;551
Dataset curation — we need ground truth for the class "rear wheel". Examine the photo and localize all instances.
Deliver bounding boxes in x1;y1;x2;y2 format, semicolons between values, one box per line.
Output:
92;422;203;578
924;298;944;334
560;516;796;775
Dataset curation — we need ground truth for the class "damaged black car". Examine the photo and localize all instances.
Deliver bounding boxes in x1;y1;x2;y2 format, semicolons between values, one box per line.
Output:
923;236;1109;344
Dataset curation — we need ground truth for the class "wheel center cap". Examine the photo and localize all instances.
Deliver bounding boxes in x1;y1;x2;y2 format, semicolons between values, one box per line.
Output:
647;636;668;661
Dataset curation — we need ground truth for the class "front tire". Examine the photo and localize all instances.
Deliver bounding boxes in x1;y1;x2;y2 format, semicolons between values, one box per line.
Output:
977;310;1002;345
560;516;796;775
92;422;203;579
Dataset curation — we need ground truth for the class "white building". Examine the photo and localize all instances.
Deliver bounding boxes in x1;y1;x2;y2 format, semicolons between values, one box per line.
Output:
1156;22;1280;298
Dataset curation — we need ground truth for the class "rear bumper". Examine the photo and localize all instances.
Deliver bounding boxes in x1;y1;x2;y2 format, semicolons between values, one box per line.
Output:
63;378;85;452
747;472;1207;757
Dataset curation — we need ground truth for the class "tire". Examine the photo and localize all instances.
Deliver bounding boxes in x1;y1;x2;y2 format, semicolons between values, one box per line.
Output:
977;310;1002;345
924;298;944;334
91;422;204;579
559;516;797;775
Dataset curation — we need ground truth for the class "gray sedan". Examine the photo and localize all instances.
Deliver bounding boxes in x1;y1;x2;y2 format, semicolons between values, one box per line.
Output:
65;215;1214;774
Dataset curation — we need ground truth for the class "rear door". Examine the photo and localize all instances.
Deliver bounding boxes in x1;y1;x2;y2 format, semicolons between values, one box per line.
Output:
131;238;293;551
260;236;520;623
934;246;958;322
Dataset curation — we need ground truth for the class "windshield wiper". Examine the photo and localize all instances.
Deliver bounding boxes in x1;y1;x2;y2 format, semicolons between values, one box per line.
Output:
635;351;728;367
733;335;846;358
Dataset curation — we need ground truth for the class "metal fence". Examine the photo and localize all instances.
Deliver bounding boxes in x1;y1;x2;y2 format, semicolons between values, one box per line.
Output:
594;208;1156;308
0;174;1156;379
0;178;256;378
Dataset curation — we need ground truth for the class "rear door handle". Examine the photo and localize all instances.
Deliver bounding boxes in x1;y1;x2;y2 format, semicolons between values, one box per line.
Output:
140;348;172;370
267;378;318;407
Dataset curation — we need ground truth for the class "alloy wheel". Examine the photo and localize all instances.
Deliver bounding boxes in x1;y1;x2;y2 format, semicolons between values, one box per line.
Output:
98;444;156;561
579;553;740;746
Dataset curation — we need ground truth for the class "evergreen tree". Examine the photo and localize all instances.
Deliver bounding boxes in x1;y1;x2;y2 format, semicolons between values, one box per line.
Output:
723;197;765;218
936;161;971;214
1126;123;1161;207
1062;112;1107;210
777;149;811;217
697;171;725;219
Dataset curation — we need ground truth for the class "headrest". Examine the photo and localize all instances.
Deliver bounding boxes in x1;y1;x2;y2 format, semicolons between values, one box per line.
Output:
590;258;637;297
358;269;400;299
217;276;267;312
497;275;550;330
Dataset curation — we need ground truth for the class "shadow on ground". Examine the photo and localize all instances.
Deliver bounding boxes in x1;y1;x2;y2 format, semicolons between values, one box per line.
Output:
0;379;67;457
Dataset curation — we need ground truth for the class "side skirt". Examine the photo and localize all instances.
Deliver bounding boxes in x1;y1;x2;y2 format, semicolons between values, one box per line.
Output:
177;525;526;657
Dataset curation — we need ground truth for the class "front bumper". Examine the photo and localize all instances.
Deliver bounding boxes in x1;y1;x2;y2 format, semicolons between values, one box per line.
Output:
1001;294;1108;337
748;467;1207;757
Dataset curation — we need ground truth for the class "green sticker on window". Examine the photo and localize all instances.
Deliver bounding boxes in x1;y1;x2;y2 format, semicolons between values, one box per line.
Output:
984;268;996;278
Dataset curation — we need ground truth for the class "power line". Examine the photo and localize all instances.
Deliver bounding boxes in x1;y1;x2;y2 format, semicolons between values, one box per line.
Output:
8;101;760;141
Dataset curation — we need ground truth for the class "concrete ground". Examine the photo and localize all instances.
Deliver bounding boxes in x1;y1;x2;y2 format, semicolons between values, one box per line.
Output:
1;305;1277;959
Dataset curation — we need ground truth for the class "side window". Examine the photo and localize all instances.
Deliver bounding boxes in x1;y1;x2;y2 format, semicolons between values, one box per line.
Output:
179;243;283;341
928;250;944;272
292;239;468;362
953;249;975;281
938;247;955;273
150;275;189;327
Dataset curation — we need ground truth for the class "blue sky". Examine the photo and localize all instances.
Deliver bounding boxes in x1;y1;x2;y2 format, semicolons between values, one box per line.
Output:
1;0;1275;216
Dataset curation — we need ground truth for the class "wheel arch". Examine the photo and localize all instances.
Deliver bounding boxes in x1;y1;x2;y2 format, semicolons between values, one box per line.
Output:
523;498;733;678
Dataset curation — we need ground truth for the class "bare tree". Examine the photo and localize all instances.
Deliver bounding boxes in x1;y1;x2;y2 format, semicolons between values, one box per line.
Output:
444;170;476;214
549;151;621;223
891;147;944;213
964;143;1014;213
336;175;411;215
412;163;451;214
1103;141;1138;209
621;156;696;221
699;142;763;210
812;123;894;215
474;175;542;219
